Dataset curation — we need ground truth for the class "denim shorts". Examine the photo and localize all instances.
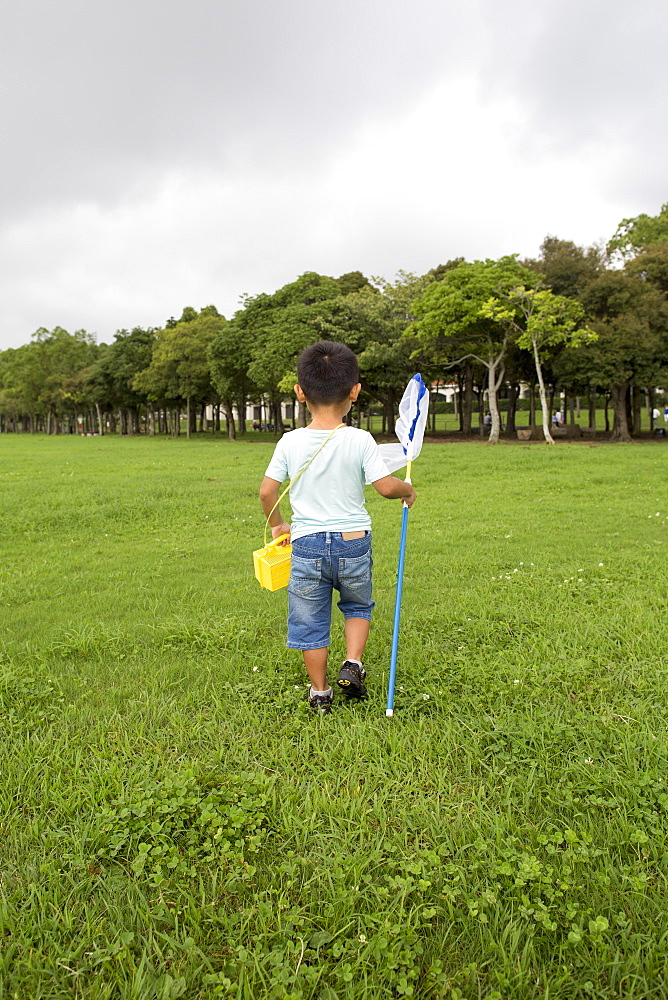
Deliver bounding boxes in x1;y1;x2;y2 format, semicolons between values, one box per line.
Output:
287;531;374;650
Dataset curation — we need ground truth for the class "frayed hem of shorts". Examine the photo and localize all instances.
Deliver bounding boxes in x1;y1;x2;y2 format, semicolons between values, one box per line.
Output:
287;640;332;651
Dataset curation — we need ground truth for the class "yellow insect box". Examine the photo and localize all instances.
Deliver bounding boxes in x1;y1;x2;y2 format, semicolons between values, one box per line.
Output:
253;534;292;591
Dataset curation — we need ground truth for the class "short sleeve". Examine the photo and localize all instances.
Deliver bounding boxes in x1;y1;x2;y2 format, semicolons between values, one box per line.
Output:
264;437;289;483
361;432;392;485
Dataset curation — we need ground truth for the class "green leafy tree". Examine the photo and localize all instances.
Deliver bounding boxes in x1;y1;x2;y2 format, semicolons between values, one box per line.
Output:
208;316;258;439
525;236;602;298
335;271;374;296
576;270;668;441
411;257;536;443
235;272;369;432
626;242;668;297
482;287;596;443
27;328;98;433
91;327;156;434
0;341;49;431
351;273;432;432
134;308;225;437
607;202;668;260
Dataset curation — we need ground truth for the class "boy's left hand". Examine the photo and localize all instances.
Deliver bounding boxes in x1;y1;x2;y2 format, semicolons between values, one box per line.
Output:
271;522;291;545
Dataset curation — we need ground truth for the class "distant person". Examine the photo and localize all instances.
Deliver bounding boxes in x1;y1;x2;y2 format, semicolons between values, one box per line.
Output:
664;404;668;423
483;411;492;431
259;340;416;714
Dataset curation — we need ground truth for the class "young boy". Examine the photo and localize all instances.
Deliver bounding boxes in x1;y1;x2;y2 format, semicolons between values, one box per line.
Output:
259;340;417;714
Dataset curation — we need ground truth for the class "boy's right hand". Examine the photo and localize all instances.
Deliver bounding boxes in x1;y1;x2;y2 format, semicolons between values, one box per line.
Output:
271;522;291;545
403;486;417;508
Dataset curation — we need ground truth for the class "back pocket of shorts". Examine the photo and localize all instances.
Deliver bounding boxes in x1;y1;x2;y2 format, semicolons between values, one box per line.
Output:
289;556;322;596
338;551;371;593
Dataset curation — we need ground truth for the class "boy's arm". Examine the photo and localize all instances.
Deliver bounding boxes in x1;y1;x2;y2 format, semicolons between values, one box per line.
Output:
259;476;291;542
371;475;417;507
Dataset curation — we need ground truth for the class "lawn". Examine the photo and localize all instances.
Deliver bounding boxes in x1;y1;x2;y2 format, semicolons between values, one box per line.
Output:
1;433;668;999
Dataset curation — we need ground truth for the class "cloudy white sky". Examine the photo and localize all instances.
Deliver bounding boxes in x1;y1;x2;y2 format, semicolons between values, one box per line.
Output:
1;0;666;350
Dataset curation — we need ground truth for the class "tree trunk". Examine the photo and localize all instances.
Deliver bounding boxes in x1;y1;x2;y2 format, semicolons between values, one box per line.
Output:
532;337;555;444
588;393;597;434
274;401;285;435
383;394;396;437
236;397;246;435
462;364;473;436
604;395;610;433
456;375;463;432
610;383;633;442
648;388;656;431
529;384;536;427
223;399;236;440
568;395;575;426
486;358;505;445
506;382;519;434
632;385;642;437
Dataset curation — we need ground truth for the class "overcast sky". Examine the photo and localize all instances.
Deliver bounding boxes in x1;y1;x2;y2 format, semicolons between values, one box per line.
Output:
1;0;666;350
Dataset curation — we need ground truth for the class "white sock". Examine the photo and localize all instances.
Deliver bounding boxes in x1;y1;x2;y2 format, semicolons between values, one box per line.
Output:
310;686;332;697
344;658;362;667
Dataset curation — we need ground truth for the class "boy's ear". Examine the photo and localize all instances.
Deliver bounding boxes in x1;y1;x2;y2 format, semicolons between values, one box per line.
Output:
350;382;362;402
294;384;307;403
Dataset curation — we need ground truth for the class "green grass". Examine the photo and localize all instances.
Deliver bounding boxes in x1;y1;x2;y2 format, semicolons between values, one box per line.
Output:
1;433;668;999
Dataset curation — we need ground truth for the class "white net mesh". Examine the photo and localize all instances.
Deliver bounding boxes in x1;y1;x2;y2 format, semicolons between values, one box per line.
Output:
378;374;429;474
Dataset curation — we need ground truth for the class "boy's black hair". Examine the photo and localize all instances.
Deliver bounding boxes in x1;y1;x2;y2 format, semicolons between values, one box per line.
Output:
297;341;359;406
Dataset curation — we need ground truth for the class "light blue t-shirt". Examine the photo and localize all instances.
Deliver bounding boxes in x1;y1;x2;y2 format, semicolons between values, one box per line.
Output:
264;426;389;541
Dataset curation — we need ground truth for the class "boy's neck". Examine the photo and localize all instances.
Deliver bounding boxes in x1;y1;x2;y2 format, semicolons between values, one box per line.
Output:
307;405;347;430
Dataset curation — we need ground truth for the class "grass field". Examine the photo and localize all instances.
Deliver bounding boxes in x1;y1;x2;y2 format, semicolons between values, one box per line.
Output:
1;433;668;1000
250;408;661;436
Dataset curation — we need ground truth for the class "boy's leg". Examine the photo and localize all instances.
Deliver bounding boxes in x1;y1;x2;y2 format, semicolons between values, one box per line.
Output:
287;534;334;710
344;618;370;662
302;647;329;692
334;533;374;699
338;618;370;699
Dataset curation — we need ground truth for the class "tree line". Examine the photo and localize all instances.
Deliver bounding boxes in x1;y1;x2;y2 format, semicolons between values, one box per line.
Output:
1;203;667;444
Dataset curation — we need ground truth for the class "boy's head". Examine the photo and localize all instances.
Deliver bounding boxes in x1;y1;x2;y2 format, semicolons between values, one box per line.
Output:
296;340;360;406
